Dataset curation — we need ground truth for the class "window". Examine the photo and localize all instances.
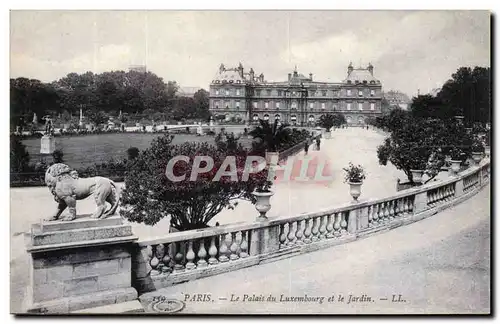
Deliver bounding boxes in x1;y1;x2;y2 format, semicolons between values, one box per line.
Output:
225;89;230;96
265;102;269;109
253;102;257;108
358;90;363;97
278;90;282;96
252;114;258;121
292;91;296;96
347;89;352;96
291;115;297;121
256;90;261;96
333;104;337;111
358;103;363;111
214;101;219;109
275;114;281;120
276;102;280;109
236;80;241;84
310;91;315;97
267;90;272;96
291;101;297;109
370;90;375;96
309;102;314;109
347;103;351;110
225;101;230;109
263;114;269;121
236;101;240;108
321;102;326;109
370;103;375;111
322;91;327;97
236;89;240;96
215;89;219;95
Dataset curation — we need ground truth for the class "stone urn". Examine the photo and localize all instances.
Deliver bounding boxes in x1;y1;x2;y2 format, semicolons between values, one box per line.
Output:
472;152;483;165
410;169;424;184
324;130;331;139
252;190;274;220
348;181;363;201
450;160;462;175
265;151;280;167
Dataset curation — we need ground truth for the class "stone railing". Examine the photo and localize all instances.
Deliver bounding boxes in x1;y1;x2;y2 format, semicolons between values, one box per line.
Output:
278;134;321;164
132;158;490;294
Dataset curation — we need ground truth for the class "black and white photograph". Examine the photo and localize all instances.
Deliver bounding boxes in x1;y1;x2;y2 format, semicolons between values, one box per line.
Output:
8;9;491;315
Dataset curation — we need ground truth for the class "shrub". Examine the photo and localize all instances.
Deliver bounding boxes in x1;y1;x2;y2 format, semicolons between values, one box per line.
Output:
127;147;140;160
120;134;271;231
343;163;366;183
52;149;64;163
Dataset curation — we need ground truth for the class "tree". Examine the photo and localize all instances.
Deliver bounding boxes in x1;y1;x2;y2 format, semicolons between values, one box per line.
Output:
120;135;271;230
10;136;30;173
87;109;108;128
193;89;210;120
318;114;335;130
373;108;410;133
410;94;457;119
249;119;292;152
377;118;447;184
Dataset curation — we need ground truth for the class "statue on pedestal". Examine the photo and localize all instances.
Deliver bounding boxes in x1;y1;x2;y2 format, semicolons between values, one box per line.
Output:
44;163;120;221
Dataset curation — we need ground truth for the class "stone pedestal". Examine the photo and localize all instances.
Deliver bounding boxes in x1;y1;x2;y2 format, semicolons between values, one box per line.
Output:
24;215;138;314
40;135;55;154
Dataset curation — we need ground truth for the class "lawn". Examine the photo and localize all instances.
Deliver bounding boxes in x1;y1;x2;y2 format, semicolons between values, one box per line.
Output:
22;132;254;168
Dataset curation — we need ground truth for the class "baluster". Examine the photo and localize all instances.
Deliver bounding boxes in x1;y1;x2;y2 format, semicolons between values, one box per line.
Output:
303;218;312;243
295;220;304;244
287;222;296;245
408;196;414;213
333;213;341;237
380;202;387;222
388;200;395;220
319;216;327;239
428;190;434;206
162;243;172;273
372;204;379;225
155;243;166;273
279;223;288;247
185;241;196;270
367;205;373;227
218;233;229;262
326;214;335;238
340;212;348;233
311;217;320;241
208;236;219;265
239;231;249;258
145;245;153;275
229;232;239;260
150;245;161;276
173;242;185;272
393;199;400;217
197;239;208;268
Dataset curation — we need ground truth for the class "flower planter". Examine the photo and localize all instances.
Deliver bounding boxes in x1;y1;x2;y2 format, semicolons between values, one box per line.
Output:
450;160;461;176
252;190;274;220
265;151;279;167
410;169;424;184
472;152;483;165
348;181;363;201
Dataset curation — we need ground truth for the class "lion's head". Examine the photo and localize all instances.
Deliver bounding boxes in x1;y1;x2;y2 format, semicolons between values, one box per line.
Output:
45;163;73;188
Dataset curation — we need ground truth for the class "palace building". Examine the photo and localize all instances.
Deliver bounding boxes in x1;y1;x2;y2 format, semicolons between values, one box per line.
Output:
208;62;383;126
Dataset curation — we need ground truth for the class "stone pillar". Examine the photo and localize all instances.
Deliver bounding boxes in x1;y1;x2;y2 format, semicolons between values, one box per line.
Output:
454;179;464;197
25;215;138;313
347;209;358;234
249;225;280;256
40;135;56;154
413;191;428;214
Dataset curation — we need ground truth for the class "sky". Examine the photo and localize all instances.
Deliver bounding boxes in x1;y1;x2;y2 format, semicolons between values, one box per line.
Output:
10;10;491;97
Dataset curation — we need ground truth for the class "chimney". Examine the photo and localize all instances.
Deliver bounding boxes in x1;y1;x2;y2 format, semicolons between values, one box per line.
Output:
367;63;374;75
288;73;292;81
309;73;313;80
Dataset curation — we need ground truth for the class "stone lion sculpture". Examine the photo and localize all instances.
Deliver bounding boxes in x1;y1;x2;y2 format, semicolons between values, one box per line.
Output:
45;163;120;221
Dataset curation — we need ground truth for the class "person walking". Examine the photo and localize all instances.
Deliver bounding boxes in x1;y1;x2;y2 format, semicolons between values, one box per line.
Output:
304;139;309;155
316;137;321;151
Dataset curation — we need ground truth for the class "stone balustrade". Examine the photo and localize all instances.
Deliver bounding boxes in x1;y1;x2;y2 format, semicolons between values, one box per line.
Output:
132;158;490;294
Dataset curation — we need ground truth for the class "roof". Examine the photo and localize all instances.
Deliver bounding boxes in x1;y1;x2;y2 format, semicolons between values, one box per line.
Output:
212;68;247;83
344;68;380;84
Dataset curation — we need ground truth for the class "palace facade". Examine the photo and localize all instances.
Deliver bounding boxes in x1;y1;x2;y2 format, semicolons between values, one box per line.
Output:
208;62;383;126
